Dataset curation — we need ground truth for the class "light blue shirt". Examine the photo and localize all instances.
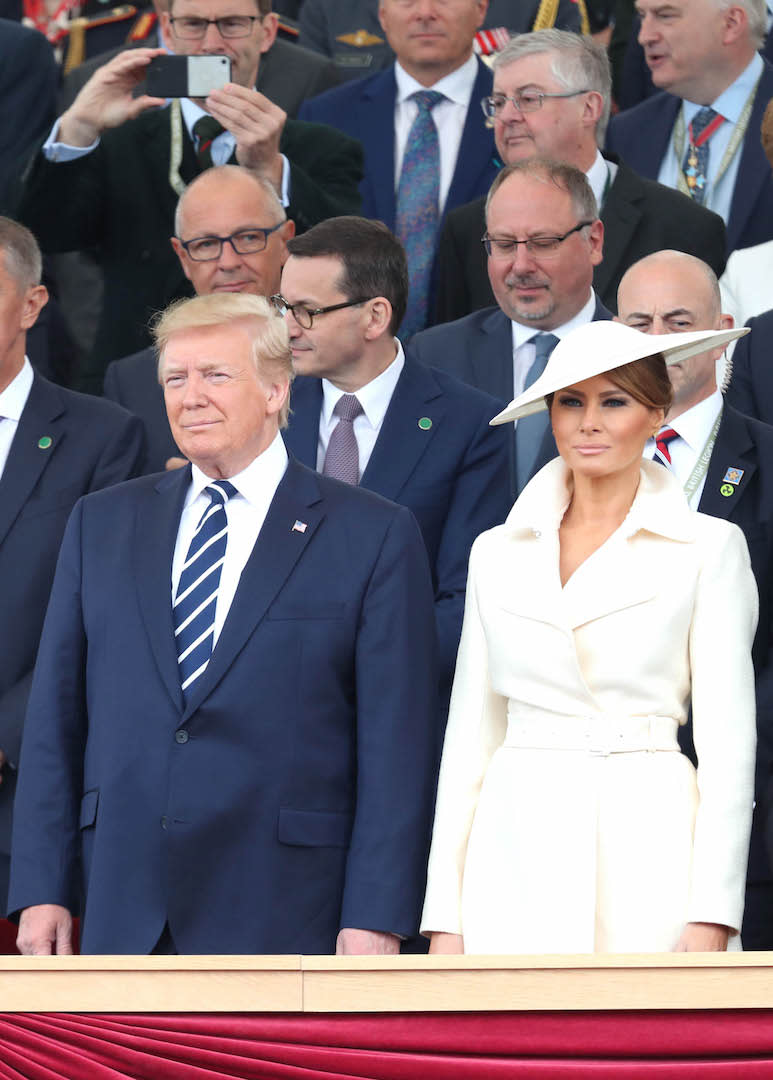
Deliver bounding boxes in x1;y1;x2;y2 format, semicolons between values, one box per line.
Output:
657;53;763;224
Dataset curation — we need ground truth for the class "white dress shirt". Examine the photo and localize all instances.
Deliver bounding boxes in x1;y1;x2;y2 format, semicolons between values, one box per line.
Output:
316;340;405;476
0;359;33;480
656;53;764;225
510;290;597;428
42;98;292;206
644;389;723;507
171;431;288;647
393;53;479;212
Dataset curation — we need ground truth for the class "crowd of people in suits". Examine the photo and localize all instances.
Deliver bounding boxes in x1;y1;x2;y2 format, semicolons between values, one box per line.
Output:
1;0;773;955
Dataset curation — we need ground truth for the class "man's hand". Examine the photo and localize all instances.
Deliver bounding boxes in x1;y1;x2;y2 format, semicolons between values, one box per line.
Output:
673;921;730;951
58;48;167;147
17;904;73;955
335;928;401;955
205;83;285;190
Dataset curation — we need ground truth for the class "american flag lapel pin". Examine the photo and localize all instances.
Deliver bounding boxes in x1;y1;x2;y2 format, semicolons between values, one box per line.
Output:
292;520;308;534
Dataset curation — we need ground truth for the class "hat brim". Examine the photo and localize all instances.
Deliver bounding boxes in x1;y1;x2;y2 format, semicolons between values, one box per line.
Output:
490;323;750;425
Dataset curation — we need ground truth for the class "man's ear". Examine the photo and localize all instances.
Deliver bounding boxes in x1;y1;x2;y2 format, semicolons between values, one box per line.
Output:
259;10;279;53
171;236;193;283
21;284;48;330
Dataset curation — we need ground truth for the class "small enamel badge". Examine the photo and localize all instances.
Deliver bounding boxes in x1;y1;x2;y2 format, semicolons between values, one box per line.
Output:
722;467;744;485
418;417;432;431
720;484;735;497
292;520;308;533
37;436;52;450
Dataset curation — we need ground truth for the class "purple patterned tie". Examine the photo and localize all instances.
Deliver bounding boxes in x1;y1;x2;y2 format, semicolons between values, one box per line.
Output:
395;89;446;340
322;394;363;484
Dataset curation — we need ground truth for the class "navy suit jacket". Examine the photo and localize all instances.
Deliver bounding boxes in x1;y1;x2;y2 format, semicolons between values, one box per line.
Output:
605;63;773;255
0;374;144;866
725;309;773;426
407;300;613;495
8;458;439;954
694;405;773;888
103;346;179;475
298;58;498;231
283;359;511;694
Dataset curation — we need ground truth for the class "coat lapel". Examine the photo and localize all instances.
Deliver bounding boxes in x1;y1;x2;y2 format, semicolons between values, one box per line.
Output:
0;374;65;549
360;70;399;225
361;358;443;501
472;308;514;400
283;376;323;467
442;59;496;218
698;405;756;519
726;65;773;252
134;466;190;713
595;162;643;302
182;459;325;718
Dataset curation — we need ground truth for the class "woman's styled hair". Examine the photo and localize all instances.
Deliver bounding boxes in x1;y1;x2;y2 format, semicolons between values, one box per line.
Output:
546;352;673;413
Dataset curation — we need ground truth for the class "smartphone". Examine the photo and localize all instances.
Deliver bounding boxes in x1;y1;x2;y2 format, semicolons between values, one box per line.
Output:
146;55;231;99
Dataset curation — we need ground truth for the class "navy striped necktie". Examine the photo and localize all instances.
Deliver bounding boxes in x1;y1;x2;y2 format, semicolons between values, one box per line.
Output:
173;480;237;698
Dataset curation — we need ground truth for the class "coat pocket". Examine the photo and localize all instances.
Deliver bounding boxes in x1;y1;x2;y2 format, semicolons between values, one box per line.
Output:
79;788;99;829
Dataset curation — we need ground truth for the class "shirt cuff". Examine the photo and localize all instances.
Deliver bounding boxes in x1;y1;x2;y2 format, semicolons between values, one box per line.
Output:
42;118;100;162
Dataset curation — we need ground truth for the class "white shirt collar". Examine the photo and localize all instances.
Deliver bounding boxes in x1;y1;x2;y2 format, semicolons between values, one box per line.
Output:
180;97;234;143
586;150;614;210
321;339;405;431
186;429;288;507
0;358;33;421
510;290;597;351
394;52;479;108
666;389;723;453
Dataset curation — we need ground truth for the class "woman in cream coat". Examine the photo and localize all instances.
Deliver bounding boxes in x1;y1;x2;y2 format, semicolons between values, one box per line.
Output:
421;320;758;954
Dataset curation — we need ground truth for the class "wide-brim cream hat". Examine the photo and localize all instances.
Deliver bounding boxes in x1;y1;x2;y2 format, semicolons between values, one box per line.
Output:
490;320;749;425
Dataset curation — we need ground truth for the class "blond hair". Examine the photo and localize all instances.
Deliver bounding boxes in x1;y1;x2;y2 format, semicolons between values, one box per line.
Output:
153;293;294;427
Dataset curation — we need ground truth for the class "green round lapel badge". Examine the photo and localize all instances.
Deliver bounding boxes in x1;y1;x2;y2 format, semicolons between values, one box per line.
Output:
38;436;53;450
418;417;432;431
720;483;735;497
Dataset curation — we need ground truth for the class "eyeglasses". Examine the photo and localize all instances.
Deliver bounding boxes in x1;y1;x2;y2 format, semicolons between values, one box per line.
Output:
480;89;590;118
482;221;594;258
179;225;283;261
168;14;262;38
270;294;374;329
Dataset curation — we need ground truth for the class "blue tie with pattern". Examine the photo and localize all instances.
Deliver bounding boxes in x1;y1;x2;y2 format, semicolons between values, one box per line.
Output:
682;106;720;206
395;89;446;340
515;333;559;494
173;480;237;699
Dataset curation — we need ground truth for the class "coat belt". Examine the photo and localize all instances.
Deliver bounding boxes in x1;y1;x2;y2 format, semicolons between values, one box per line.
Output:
503;710;681;756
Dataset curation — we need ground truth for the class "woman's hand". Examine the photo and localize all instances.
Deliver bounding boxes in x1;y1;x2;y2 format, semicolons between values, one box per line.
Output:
673;922;730;951
428;932;464;954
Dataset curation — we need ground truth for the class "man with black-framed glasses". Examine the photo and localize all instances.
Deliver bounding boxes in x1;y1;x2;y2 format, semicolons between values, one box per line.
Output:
103;164;295;472
278;215;510;706
409;157;613;497
12;0;363;394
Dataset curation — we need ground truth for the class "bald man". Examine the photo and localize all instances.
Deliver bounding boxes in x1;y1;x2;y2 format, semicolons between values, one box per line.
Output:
104;165;294;473
617;250;773;949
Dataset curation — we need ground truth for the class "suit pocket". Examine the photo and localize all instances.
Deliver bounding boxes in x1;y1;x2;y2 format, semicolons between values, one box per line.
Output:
277;808;352;847
267;602;345;621
79;788;99;829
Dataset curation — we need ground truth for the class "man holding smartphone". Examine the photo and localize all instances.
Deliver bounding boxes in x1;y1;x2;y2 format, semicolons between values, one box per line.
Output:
12;0;363;393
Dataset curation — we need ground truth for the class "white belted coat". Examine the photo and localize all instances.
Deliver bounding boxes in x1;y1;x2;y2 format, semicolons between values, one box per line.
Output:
421;458;758;953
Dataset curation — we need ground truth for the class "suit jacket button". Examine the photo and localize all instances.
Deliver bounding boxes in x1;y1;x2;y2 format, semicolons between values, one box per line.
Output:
174;729;189;744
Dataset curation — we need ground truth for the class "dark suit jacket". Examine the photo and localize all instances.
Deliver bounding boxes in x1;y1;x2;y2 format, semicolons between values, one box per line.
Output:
283;359;510;694
8;457;438;954
14;110;364;390
0;373;144;868
103;346;179;474
58;34;341;119
407;299;613;497
693;406;773;889
0;19;58;212
297;58;497;231
605;63;773;255
725;309;773;426
433;158;728;323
